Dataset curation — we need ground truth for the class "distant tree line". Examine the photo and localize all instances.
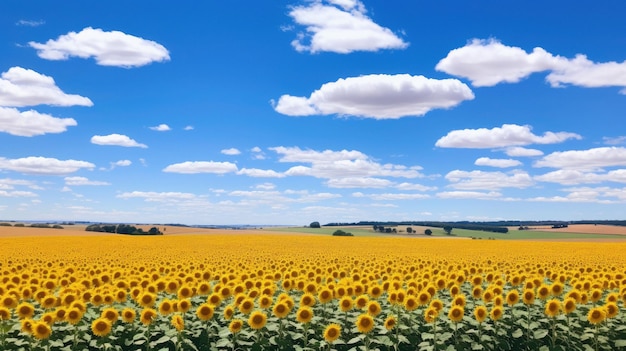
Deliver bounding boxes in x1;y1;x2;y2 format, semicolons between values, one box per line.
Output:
363;222;508;234
0;222;63;229
85;224;162;235
332;229;353;236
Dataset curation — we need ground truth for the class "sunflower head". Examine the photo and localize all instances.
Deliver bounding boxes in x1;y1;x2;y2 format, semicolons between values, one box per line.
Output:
238;298;255;315
140;308;157;326
367;301;382;316
587;307;606;325
522;289;535;305
296;306;313;324
16;302;35;319
429;299;444;312
474;305;487;324
404;296;418;311
32;321;52;340
101;307;119;323
384;316;397;331
272;302;290;319
339;296;353;312
604;302;619;319
121;308;136;324
0;307;11;321
448;305;464;323
563;298;576;315
506;290;519;306
171;314;185;332
223;305;235;320
424;307;439;324
490;306;503;321
248;310;267;330
544;299;561;318
196;304;215;321
313;321;336;344
300;293;316;307
355;314;374;334
91;317;112;337
228;319;243;334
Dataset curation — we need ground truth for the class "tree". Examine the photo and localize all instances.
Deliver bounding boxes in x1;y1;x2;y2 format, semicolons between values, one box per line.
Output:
309;221;321;228
148;227;161;235
406;227;413;234
443;226;453;235
424;229;432;236
332;229;353;236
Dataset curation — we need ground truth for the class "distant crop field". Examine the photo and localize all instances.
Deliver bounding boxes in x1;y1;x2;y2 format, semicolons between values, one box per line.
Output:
0;233;625;350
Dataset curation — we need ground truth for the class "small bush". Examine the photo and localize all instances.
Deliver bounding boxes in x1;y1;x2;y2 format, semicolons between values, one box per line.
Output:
332;230;353;237
0;222;12;227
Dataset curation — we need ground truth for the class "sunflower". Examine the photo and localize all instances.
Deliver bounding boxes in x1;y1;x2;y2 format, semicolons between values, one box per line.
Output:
424;307;439;324
355;294;369;309
474;305;488;324
258;295;273;309
248;310;267;330
159;299;174;316
140;308;157;326
566;289;582;303
238;298;255;315
339;296;353;312
300;293;316;307
207;293;222;306
550;282;564;296
522;289;535;305
604;302;619;319
448;305;464;323
367;301;382;317
417;291;431;306
369;285;383;299
138;292;156;308
21;318;34;334
177;299;191;313
589;289;603;303
177;286;194;299
472;286;483;300
490;306;503;321
318;288;333;304
587;307;606;325
452;294;466;307
272;302;290;319
121;308;136;324
505;290;519;306
323;323;341;343
544;299;561;318
537;285;550;300
41;312;56;325
223;305;235;320
562;298;576;315
228;319;243;334
32;321;52;340
196;304;215;321
101;307;119;323
404;296;419;311
41;295;57;309
355;314;374;334
91;317;112;337
384;315;397;330
296;306;314;324
0;307;11;321
171;314;185;332
606;292;619;304
430;299;444;312
16;302;35;319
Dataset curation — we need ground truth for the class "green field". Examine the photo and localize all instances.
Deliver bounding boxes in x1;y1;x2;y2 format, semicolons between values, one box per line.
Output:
265;225;626;240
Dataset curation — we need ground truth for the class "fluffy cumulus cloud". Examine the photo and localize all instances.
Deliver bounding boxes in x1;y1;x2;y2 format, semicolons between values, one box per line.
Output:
436;191;502;199
535;169;626;185
0;190;37;197
236;168;285;178
64;176;110;186
288;0;408;54
352;192;430;200
326;177;394;188
437;38;626;93
445;170;534;190
271;146;423;181
474;157;522;168
435;124;581;149
534;147;626;170
91;134;147;148
0;67;93;107
162;161;238;174
273;74;474;119
0;156;94;175
29;27;170;68
0;107;77;136
149;124;171;131
221;148;241;156
505;146;544;157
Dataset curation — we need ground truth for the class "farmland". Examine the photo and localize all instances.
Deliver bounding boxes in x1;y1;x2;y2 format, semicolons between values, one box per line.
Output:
0;229;625;350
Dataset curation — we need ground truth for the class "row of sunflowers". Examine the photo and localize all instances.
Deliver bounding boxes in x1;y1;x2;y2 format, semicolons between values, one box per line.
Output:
0;233;625;350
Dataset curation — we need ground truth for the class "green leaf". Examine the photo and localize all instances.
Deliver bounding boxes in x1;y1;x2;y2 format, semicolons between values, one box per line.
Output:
533;329;548;339
615;340;626;347
512;328;523;338
347;335;363;344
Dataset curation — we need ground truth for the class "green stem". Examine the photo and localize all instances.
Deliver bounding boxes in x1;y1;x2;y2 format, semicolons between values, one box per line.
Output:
594;324;599;351
433;319;438;350
303;323;309;348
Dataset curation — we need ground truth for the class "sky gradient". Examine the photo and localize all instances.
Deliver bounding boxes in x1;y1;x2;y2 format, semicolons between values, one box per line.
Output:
1;1;626;225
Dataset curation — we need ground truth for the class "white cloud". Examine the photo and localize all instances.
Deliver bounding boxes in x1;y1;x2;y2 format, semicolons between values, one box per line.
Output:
271;146;423;179
237;168;285;178
436;191;502;199
29;27;170;68
162;161;238;174
325;177;393;188
437;38;626;93
535;169;626;185
603;136;626;145
394;182;437;191
149;124;171;131
353;192;430;200
91;134;147;148
474;157;522;168
184;125;194;131
436;124;581;149
445;170;534;190
255;183;276;190
0;190;37;197
0;156;94;175
288;0;407;54
64;176;110;186
250;146;266;160
117;191;196;202
505;146;544;157
221;148;241;156
528;186;626;203
113;160;132;167
535;147;626;170
0;107;77;136
0;67;93;107
16;19;45;27
274;74;474;119
436;39;559;87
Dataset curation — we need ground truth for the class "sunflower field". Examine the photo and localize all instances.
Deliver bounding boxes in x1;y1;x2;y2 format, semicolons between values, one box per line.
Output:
1;233;625;351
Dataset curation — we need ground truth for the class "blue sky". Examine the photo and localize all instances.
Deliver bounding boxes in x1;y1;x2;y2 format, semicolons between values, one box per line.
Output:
2;1;626;225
